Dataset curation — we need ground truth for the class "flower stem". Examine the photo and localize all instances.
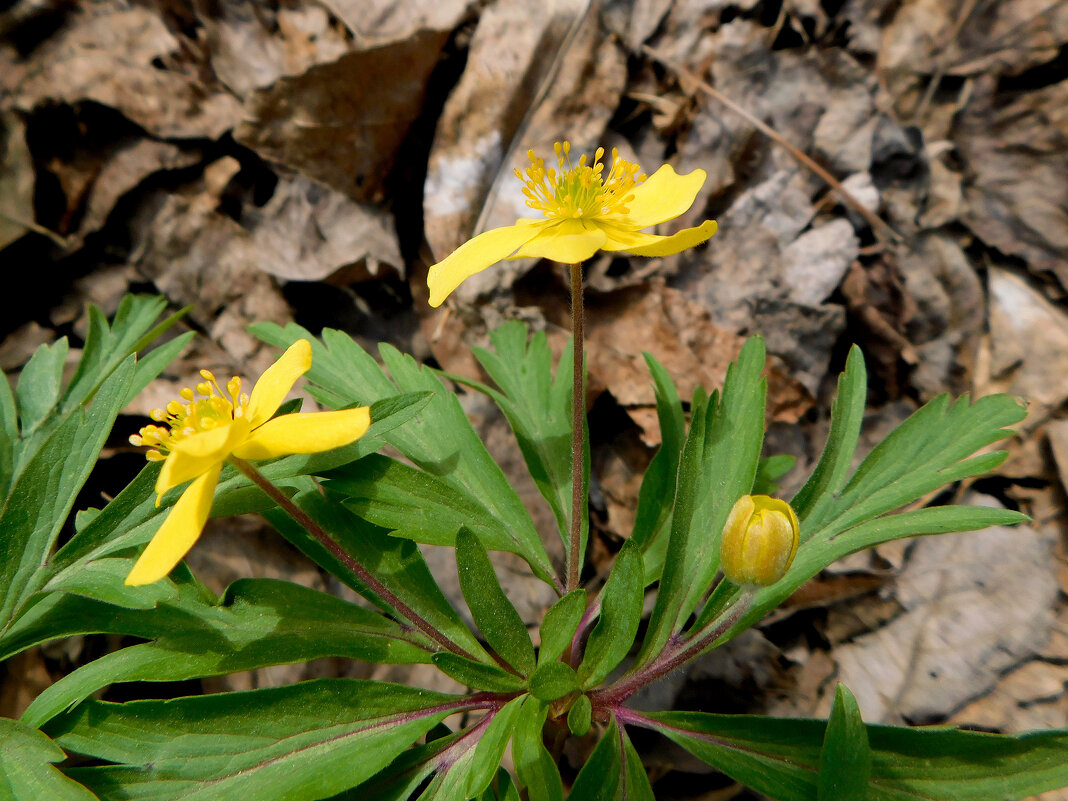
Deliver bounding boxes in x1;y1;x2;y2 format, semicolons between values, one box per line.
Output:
592;589;755;706
567;261;585;594
229;457;480;663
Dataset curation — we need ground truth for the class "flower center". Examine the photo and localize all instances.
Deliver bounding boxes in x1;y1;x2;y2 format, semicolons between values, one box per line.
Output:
130;370;249;461
515;141;647;221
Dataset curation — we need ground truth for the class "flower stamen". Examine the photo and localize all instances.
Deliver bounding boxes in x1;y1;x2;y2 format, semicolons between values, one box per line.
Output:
514;141;647;222
130;372;250;457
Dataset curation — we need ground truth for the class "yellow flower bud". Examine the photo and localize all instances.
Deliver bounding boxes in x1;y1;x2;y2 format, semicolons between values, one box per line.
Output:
719;494;799;587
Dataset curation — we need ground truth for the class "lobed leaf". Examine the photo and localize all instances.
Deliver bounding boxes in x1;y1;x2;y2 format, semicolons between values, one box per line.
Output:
50;680;469;801
0;717;98;801
644;710;1068;801
251;322;557;587
21;578;433;728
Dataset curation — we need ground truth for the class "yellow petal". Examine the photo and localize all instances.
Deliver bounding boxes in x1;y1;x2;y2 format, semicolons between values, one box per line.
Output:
622;164;707;228
510;219;608;263
155;423;243;499
126;463;222;586
232;407;371;461
246;339;313;428
427;221;546;307
601;219;718;257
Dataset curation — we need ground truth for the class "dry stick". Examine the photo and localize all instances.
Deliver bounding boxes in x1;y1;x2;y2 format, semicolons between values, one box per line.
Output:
567;262;585;594
642;45;904;246
229;456;481;664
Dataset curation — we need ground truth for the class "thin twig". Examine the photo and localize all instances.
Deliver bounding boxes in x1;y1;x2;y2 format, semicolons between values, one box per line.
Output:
642;45;904;245
567;262;585;593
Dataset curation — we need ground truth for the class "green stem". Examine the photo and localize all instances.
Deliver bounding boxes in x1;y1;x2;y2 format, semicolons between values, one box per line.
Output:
229;457;479;663
567;262;586;593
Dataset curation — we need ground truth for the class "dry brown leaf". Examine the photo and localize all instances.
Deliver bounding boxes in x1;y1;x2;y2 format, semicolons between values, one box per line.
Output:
987;267;1068;409
322;0;474;44
828;494;1060;724
200;0;351;97
236;30;450;203
0;111;35;249
2;4;240;139
958;78;1068;289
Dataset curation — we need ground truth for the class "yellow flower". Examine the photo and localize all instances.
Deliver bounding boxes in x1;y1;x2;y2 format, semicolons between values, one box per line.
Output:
427;142;718;307
125;340;370;586
719;494;800;587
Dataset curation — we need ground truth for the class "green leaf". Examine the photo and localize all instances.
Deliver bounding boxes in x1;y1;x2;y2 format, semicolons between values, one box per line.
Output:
0;357;17;498
408;699;524;801
15;337;68;435
20;578;432;728
455;528;536;676
638;337;766;664
538;590;586;666
329;454;536;556
50;679;467;801
0;717;98;801
818;685;871;801
251;322;557;587
790;345;866;529
568;719;652;800
753;453;796;496
0;356;134;627
463;696;525;799
579;541;643;687
432;653;527;693
569;720;620;801
619;727;656;801
461;321;585;557
646;709;1068;801
514;698;564;801
530;661;579;702
567;695;592;737
632;352;686;584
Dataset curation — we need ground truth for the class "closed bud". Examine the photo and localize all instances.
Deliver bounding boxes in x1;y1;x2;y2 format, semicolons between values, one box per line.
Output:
720;494;799;587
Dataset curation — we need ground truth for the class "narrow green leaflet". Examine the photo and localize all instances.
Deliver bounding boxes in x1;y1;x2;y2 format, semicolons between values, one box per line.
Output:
818;685;871;801
327;454;534;556
463;696;526;799
529;661;579;702
538;590;586;666
631;352;686;584
0;717;98;801
432;654;527;693
645;710;1068;801
569;720;621;801
459;322;587;561
514;698;565;801
790;345;866;530
50;680;468;801
251;322;557;587
578;541;643;688
14;336;68;436
0;356;134;626
638;338;766;665
21;578;432;728
568;719;653;800
568;695;592;736
455;528;536;676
